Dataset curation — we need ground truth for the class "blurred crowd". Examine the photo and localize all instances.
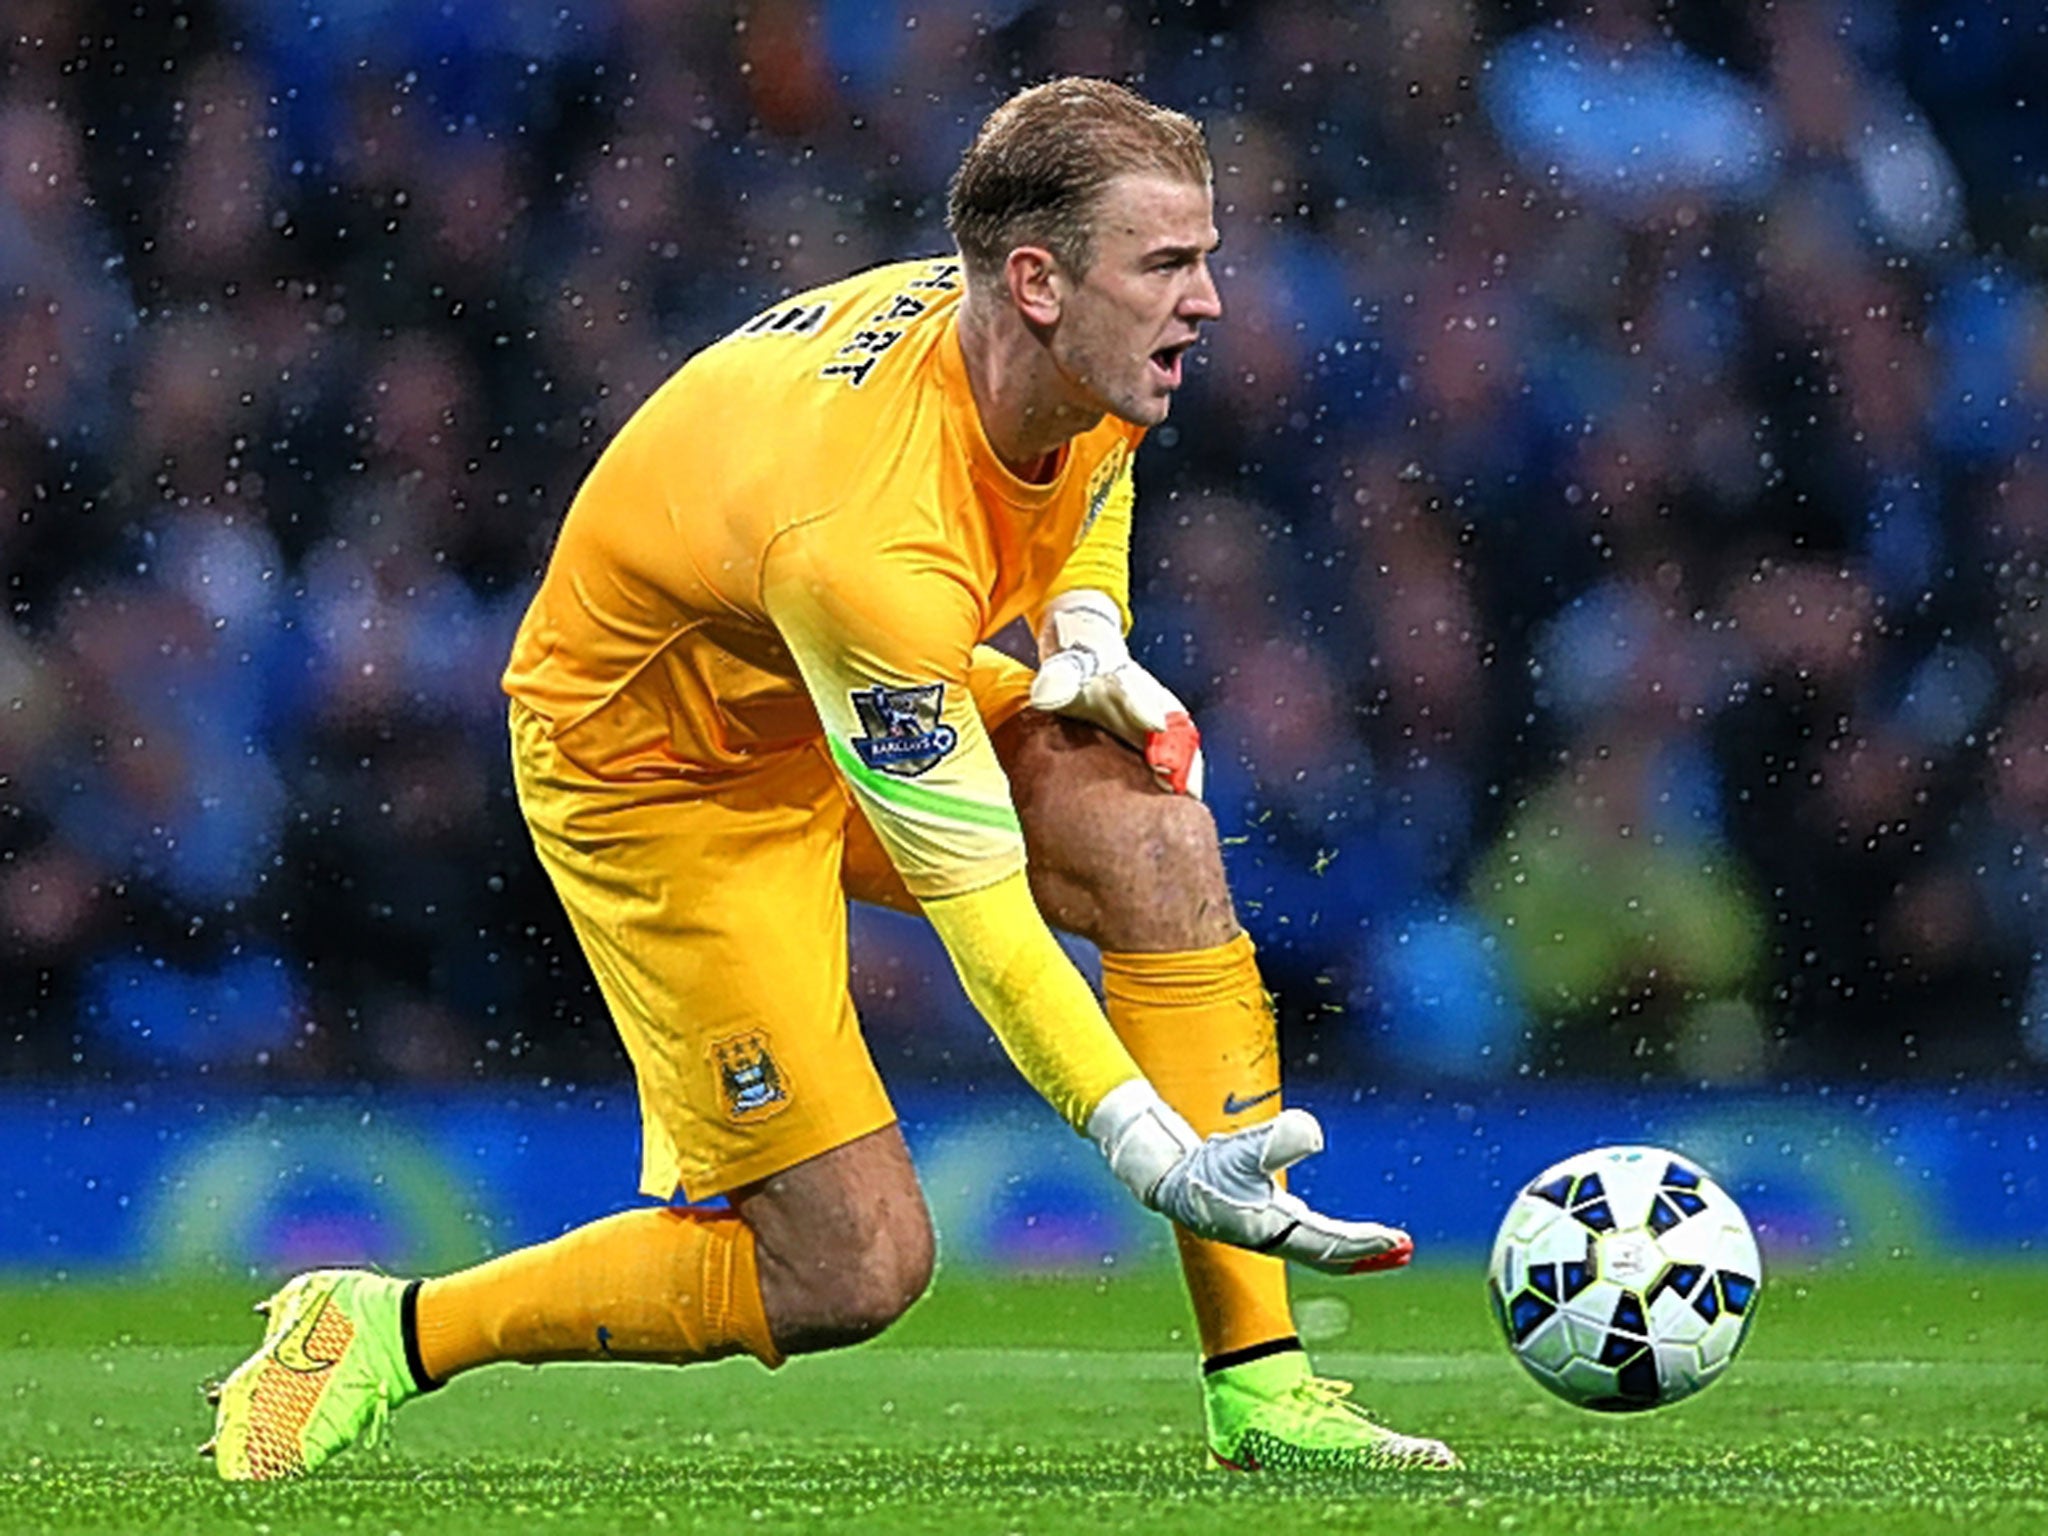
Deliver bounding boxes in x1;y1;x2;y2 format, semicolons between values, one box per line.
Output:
4;0;2046;1093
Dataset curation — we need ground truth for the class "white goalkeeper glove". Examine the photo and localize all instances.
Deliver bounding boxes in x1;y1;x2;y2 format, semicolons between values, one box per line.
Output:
1085;1079;1415;1275
1030;590;1205;799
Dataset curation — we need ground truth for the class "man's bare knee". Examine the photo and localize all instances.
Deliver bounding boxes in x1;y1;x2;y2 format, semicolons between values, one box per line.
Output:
734;1126;935;1356
798;1223;934;1351
994;710;1238;951
1074;791;1236;951
1130;791;1227;891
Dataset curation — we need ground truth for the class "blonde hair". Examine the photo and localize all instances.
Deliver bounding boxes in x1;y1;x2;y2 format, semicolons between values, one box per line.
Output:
947;77;1210;281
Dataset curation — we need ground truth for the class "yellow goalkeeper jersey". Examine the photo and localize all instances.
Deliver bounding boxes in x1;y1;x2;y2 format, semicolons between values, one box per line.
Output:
502;256;1139;900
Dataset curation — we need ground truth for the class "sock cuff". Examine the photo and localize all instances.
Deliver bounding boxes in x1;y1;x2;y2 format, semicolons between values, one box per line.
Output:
399;1278;441;1393
1202;1335;1305;1377
706;1213;785;1371
1101;930;1259;1007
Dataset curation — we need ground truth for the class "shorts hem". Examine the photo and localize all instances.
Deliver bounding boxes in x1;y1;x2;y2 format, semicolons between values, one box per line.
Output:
647;1103;903;1204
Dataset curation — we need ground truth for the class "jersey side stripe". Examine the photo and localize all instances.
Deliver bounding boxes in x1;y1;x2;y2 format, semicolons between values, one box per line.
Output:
826;735;1023;835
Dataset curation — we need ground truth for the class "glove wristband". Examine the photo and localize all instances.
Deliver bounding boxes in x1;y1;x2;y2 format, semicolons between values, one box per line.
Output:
1085;1078;1198;1207
1039;594;1126;665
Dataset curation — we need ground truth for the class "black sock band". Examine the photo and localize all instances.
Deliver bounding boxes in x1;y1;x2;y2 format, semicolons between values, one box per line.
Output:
399;1279;440;1393
1202;1335;1304;1377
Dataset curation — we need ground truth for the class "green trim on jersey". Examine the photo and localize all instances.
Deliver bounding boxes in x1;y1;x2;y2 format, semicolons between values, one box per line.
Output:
827;734;1023;835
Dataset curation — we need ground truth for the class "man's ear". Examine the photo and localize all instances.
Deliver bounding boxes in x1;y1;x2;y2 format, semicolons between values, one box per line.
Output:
1003;245;1064;327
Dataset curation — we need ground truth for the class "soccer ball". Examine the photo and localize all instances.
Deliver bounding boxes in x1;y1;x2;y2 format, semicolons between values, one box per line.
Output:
1486;1145;1761;1412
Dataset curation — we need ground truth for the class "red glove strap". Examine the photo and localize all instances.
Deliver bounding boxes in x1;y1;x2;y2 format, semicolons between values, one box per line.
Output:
1144;711;1202;796
1345;1234;1415;1274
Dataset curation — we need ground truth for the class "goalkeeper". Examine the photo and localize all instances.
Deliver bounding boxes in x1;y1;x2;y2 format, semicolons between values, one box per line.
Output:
204;76;1457;1480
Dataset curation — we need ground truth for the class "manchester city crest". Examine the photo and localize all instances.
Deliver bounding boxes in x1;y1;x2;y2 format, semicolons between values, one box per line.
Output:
712;1031;789;1122
848;682;958;778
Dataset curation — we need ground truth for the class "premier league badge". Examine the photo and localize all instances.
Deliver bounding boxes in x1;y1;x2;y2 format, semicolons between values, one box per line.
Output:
848;682;958;778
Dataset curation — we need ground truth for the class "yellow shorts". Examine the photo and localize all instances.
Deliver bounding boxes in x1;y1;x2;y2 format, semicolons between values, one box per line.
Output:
511;646;1034;1200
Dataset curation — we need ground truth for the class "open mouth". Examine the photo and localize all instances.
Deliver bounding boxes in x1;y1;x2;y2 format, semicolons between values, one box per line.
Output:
1150;343;1193;386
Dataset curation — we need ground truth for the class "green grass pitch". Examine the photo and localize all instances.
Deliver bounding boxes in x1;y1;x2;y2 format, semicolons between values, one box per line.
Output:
4;1257;2045;1534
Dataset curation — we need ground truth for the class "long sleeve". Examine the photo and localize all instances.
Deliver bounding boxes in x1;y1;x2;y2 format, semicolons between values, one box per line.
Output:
1036;448;1135;632
764;524;1141;1129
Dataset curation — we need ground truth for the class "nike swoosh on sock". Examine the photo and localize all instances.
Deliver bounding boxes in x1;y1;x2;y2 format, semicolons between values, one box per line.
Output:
1222;1087;1282;1115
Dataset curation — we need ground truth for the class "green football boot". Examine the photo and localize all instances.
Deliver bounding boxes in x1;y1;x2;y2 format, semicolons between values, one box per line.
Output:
201;1269;426;1479
1205;1350;1460;1473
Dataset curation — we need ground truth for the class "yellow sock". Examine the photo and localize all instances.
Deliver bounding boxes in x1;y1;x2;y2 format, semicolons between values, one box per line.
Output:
415;1206;783;1382
1101;933;1299;1362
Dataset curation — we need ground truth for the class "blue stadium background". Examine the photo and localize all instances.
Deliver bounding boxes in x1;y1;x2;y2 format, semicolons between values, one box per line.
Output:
3;0;2046;1272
